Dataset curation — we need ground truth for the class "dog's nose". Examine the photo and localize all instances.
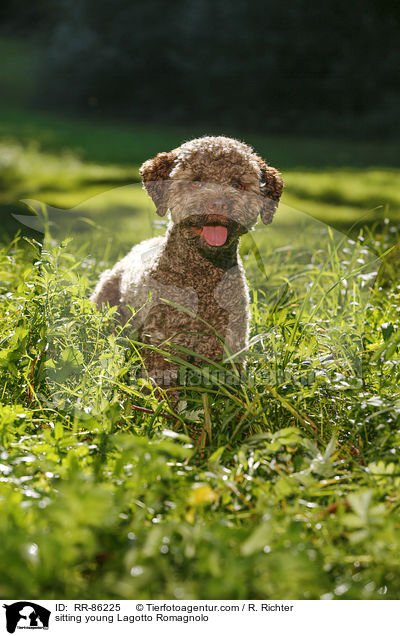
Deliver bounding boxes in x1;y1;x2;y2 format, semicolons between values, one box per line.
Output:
209;199;228;214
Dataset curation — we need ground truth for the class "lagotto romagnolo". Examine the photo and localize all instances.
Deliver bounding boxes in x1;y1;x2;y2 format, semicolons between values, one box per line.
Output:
91;136;283;387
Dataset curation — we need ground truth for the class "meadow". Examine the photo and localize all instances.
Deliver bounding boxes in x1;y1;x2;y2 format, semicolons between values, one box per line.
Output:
1;36;400;600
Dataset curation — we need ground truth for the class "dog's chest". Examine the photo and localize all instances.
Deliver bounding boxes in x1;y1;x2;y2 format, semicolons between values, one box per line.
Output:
141;263;246;336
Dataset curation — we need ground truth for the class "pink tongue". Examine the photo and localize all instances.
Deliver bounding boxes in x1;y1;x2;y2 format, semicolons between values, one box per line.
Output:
201;225;228;246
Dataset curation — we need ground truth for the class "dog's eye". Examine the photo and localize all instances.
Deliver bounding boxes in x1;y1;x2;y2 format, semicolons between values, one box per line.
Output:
232;181;247;191
190;180;202;189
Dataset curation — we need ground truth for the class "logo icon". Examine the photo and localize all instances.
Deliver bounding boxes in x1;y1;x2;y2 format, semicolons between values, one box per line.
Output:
3;603;50;634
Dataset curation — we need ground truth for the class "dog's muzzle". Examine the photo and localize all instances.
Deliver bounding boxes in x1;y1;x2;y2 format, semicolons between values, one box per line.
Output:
183;213;244;247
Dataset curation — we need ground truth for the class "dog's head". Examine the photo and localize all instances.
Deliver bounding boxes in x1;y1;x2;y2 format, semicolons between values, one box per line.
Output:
140;136;283;251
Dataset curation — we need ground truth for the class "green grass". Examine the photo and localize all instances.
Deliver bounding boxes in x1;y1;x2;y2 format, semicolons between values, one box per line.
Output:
0;222;399;599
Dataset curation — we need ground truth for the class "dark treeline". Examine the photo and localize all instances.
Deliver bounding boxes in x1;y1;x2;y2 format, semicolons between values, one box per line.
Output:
2;0;400;137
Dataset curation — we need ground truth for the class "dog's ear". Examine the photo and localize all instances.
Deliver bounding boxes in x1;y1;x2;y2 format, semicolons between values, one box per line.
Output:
140;151;177;216
257;159;284;225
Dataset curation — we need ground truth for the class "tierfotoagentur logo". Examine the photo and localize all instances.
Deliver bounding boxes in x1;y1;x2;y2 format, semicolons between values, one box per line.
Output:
2;603;51;634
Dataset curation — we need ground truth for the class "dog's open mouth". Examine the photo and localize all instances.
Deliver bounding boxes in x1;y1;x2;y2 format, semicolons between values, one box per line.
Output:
189;224;228;246
188;217;231;247
201;225;228;246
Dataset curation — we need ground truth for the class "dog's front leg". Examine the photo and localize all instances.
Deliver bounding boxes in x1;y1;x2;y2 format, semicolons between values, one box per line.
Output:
141;348;179;389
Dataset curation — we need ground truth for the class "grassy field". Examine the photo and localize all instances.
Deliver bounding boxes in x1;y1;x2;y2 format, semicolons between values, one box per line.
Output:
1;36;400;600
1;216;400;599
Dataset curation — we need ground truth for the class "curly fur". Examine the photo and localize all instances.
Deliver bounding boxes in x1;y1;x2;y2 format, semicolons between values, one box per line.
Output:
91;136;283;387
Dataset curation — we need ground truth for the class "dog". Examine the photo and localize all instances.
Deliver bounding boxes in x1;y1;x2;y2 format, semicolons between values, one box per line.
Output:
91;136;283;388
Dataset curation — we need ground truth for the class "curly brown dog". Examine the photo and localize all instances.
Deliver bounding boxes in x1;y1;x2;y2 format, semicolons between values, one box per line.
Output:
91;136;283;388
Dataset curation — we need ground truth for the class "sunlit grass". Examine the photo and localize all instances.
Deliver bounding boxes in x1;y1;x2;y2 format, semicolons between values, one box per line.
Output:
0;219;399;598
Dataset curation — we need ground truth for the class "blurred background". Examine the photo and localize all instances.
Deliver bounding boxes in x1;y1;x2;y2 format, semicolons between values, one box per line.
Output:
1;0;399;253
